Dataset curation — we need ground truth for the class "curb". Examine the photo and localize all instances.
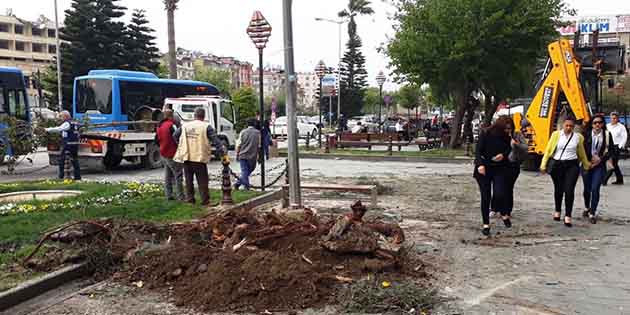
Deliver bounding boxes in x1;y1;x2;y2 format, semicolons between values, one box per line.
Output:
0;263;89;311
224;190;284;212
278;152;473;164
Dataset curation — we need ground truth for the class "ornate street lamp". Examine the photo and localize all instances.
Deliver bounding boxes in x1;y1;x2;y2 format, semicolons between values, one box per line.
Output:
315;60;327;148
247;11;272;191
376;71;386;131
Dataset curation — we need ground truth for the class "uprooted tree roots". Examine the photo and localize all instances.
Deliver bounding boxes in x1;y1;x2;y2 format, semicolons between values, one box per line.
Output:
24;201;430;312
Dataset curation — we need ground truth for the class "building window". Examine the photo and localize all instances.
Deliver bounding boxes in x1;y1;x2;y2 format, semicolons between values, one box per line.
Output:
32;43;45;53
0;23;9;33
32;28;43;37
14;24;24;34
48;29;56;38
48;45;56;54
15;41;25;51
0;39;9;50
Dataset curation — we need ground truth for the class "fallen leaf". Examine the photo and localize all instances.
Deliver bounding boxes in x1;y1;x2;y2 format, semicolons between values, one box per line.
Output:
382;281;391;288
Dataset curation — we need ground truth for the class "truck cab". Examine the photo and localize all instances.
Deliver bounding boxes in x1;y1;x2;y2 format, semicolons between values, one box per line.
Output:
165;96;237;150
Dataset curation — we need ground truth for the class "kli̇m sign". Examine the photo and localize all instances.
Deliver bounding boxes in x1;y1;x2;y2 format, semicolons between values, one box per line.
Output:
557;15;628;35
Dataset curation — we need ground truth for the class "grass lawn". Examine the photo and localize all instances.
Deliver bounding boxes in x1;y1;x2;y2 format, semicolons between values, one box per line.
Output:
280;147;470;158
0;180;260;291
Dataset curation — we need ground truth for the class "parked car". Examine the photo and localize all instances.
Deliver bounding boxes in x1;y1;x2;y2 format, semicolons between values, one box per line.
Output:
272;116;318;138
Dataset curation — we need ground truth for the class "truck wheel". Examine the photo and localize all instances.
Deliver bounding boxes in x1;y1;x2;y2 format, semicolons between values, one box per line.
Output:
142;143;162;169
103;153;123;169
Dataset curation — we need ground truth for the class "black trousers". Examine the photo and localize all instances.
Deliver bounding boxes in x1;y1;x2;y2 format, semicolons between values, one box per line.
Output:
476;166;509;225
605;155;624;184
505;166;520;215
183;161;210;205
58;145;81;180
549;160;580;217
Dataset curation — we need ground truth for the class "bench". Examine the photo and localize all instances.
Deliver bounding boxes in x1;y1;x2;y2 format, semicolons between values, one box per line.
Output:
337;133;410;152
415;137;442;151
281;184;378;208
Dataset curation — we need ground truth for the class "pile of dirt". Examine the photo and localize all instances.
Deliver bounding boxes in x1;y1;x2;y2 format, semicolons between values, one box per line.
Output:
117;202;425;313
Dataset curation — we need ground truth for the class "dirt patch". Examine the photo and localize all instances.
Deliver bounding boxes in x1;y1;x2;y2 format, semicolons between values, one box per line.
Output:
114;205;428;313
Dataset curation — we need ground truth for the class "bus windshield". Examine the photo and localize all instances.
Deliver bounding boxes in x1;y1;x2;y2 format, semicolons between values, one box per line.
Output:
0;75;29;121
76;79;113;114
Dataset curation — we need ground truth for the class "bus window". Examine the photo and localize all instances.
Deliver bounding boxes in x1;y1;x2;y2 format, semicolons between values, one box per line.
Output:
7;90;28;121
221;101;234;123
76;79;112;114
120;81;163;116
0;87;5;113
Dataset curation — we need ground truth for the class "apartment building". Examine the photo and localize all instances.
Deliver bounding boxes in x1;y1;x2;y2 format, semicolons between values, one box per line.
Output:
297;72;319;112
170;48;254;90
0;13;59;107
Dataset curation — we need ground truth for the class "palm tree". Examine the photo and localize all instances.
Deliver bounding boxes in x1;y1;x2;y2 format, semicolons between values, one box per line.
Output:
338;0;375;37
164;0;179;79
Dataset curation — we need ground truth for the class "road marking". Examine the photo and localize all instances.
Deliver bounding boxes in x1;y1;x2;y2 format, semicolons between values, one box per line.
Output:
464;276;531;306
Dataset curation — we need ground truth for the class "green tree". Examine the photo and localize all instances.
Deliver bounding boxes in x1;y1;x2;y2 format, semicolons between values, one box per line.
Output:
386;0;567;147
194;66;232;97
338;0;374;117
362;87;380;114
125;9;160;73
398;83;422;119
42;0;129;111
232;87;257;132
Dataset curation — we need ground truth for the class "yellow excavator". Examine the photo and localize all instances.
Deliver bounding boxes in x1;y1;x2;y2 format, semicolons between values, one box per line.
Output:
517;34;626;170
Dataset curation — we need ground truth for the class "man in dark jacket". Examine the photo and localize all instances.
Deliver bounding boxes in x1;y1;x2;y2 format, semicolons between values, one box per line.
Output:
45;111;81;180
235;119;261;190
155;109;183;200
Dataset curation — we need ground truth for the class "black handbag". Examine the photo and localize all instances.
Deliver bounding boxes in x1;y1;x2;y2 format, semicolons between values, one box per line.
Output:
547;132;573;173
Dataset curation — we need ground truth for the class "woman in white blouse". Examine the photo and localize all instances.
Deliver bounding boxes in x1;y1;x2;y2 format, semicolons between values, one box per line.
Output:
540;117;591;227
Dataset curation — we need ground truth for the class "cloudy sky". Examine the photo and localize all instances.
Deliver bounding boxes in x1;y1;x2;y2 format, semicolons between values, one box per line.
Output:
3;0;630;91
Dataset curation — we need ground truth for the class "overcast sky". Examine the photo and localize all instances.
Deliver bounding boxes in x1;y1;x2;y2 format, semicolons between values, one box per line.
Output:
3;0;630;91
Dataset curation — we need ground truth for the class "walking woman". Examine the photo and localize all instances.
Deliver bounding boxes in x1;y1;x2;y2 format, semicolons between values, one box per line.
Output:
505;119;529;218
540;117;591;227
582;114;615;224
474;116;514;236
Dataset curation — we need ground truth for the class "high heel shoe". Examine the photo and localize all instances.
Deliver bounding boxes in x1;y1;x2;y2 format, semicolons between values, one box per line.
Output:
482;226;491;236
502;217;512;228
589;214;597;224
553;212;561;222
564;217;572;228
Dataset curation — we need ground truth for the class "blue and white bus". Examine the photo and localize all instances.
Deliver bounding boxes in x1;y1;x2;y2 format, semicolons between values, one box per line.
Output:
73;69;220;127
0;67;30;161
49;69;225;170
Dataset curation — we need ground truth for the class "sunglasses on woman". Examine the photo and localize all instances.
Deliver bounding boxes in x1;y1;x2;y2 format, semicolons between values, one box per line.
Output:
593;120;604;125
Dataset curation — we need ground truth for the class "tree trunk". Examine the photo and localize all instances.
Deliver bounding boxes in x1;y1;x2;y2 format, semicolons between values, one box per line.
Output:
483;91;496;125
449;90;468;148
167;8;177;79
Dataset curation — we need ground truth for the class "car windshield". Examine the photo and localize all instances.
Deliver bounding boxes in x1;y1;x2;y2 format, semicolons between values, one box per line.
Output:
181;104;205;112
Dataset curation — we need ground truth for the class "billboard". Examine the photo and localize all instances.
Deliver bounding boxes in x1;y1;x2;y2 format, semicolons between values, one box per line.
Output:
321;74;337;97
557;15;627;35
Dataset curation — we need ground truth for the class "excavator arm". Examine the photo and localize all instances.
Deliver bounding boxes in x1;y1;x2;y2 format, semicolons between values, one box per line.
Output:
525;39;591;155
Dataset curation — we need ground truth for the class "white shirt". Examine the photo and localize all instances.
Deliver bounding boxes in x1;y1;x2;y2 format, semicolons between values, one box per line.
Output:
553;131;579;161
395;122;403;132
45;121;71;139
607;122;627;149
351;125;363;134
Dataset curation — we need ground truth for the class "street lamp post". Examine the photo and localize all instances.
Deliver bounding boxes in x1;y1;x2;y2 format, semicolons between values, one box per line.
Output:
54;0;63;111
376;71;386;132
315;17;347;126
247;11;272;191
315;60;327;148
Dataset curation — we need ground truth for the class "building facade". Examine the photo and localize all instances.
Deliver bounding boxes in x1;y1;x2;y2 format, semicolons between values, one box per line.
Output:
296;72;319;112
252;67;286;99
0;13;59;107
170;48;254;90
557;14;630;74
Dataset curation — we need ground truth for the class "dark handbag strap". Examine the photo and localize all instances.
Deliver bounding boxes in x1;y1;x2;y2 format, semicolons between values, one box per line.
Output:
557;132;574;160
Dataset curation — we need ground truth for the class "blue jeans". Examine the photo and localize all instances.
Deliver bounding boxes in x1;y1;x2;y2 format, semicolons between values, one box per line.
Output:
582;164;605;214
236;159;257;190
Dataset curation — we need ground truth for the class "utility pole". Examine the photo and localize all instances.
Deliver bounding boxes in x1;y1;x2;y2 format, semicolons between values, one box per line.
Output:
54;0;63;111
282;0;302;208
